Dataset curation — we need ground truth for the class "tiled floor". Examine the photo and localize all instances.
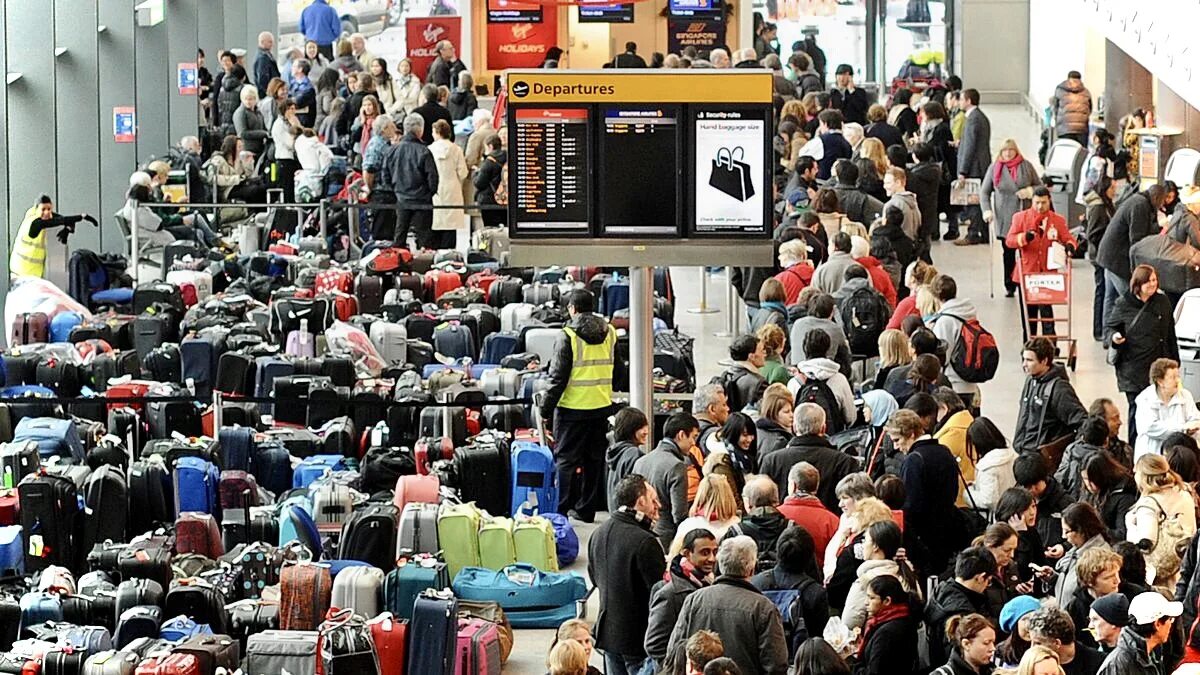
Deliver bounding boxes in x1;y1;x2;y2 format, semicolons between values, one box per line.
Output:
503;104;1123;672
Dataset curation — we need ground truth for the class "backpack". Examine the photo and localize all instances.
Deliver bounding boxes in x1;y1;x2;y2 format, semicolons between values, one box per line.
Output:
761;571;818;658
795;375;845;434
840;287;889;357
941;313;999;383
1131;495;1193;585
711;369;745;413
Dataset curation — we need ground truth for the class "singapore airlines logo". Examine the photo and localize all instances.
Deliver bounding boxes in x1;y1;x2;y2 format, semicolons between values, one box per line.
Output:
687;22;705;31
512;23;533;40
423;23;446;44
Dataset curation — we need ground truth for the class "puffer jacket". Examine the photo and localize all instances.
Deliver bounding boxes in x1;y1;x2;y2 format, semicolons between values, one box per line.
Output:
832;178;885;225
1083;190;1113;261
605;440;644;513
1053;79;1092;135
217;75;245;136
1012;364;1087;453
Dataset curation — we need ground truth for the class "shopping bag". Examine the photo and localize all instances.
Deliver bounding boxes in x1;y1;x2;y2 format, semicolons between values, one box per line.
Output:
950;178;981;205
1047;242;1067;271
709;147;755;202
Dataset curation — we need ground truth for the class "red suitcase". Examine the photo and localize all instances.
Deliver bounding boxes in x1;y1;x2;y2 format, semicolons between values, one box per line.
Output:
134;653;200;675
368;613;407;675
0;490;18;526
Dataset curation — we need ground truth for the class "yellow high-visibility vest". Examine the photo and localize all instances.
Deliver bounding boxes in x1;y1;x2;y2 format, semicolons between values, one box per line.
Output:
9;205;47;278
558;323;616;410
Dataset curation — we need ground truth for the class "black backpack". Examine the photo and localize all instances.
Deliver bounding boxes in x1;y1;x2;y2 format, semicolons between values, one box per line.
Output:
796;375;845;434
712;369;746;413
840;287;889;357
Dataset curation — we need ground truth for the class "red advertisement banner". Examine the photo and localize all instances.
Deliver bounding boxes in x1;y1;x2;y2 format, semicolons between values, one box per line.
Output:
487;20;559;70
405;16;463;82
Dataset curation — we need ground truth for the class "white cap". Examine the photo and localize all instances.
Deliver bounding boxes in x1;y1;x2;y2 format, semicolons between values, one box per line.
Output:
1128;591;1183;625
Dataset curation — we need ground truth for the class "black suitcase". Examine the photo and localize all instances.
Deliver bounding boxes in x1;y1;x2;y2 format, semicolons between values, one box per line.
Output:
41;648;86;675
359;446;416;494
133;283;184;316
318;417;356;457
18;473;79;572
164;581;228;634
35;356;83;396
117;544;172;591
128;459;173;536
338;504;398;571
0;597;18;652
306;381;349;429
418;407;467;447
350;390;388;432
389;388;432;447
355;273;385;315
271;375;329;427
142;344;182;383
215;351;255;395
80;465;128;554
3;353;39;386
133;311;178;359
455;441;510;517
228;601;278;651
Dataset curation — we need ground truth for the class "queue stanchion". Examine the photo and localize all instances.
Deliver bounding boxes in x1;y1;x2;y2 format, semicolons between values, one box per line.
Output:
687;267;719;314
130;199;140;285
715;269;739;338
212;390;223;435
319;200;328;241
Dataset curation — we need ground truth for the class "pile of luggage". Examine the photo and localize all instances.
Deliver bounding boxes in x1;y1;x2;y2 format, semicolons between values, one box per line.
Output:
0;229;694;674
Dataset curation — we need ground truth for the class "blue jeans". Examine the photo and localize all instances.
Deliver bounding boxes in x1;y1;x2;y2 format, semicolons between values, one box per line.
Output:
1103;270;1127;331
604;652;651;675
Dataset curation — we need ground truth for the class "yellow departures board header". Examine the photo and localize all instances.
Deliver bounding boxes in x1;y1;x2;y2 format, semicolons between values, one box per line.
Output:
505;70;774;104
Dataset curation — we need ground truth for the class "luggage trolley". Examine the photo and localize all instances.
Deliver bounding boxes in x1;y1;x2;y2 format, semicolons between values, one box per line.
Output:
1015;251;1077;370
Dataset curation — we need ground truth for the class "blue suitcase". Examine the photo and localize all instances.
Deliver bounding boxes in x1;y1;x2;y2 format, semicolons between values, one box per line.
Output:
601;274;630;316
292;455;347;489
50;312;84;343
0;526;23;574
383;560;450;621
511;439;558;515
406;590;457;675
218;427;254;473
254;356;294;415
451;564;587;628
173;456;219;516
278;499;320;556
480;331;520;365
432;323;475;361
19;591;62;635
13;417;85;463
181;334;221;399
252;440;293;495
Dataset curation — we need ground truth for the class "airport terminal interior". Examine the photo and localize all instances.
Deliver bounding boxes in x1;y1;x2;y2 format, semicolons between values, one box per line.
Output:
2;0;1200;674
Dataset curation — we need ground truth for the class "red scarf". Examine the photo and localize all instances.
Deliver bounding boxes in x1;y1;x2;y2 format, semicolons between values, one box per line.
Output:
993;154;1024;186
857;602;911;659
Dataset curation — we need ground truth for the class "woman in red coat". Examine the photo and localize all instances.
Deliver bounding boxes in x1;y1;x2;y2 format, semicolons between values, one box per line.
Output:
1004;187;1077;337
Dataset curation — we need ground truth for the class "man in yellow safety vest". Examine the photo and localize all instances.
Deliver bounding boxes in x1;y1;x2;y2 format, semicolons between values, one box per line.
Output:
540;288;621;523
9;195;96;279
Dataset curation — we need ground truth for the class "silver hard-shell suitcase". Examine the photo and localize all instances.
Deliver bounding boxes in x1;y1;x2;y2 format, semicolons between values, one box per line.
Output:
398;502;440;558
244;630;318;675
330;565;385;618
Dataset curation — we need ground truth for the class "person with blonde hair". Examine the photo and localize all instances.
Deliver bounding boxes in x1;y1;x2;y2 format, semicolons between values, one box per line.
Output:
756;323;790;385
981;138;1041;296
823;473;877;579
855;137;889;202
874;329;914;390
887;260;938;329
670;474;741;554
1012;644;1065;675
826;496;895;606
553;620;603;674
774;238;814;305
1126;453;1197;589
548;639;590;675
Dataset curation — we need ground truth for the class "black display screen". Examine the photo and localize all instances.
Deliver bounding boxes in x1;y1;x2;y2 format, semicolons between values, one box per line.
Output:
598;106;681;237
578;3;635;22
510;107;592;237
668;0;724;19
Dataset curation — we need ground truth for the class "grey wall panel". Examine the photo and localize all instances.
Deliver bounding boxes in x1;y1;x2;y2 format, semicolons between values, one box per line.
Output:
54;0;102;256
98;0;138;253
168;0;201;145
224;0;247;53
246;1;279;55
5;0;57;222
959;0;1029;102
0;2;9;310
198;0;225;88
135;20;170;158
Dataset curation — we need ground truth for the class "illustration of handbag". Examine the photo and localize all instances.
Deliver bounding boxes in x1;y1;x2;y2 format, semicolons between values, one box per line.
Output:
709;147;755;202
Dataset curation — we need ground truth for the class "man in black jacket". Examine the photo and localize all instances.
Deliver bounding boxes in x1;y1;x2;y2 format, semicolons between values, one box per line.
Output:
829;64;869;125
412;84;454;145
541;289;619;523
725;476;792;573
830;160;885;226
1096;184;1165;324
925;547;996;665
253;32;280;97
613;42;648;68
1014;452;1074;553
427;40;467;88
908;143;943;262
589;475;667;675
759;403;857;512
715;335;767;414
473;135;507;229
645;528;717;669
1013;337;1088;454
380;114;439;249
693;383;730;455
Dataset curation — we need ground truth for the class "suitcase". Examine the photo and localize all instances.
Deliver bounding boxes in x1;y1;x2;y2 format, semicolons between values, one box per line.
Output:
478;518;516;571
499;304;533;332
81;465;128;555
179;336;222;399
339;505;398;572
227;602;278;651
311;482;353;535
393;475;439;511
454;442;509;518
131;652;199;675
407;591;457;675
115;605;163;649
520;327;559;366
367;613;406;675
0;525;23;574
510;438;559;516
454;617;502;675
253;357;295;416
12;312;51;347
213;352;254;396
251;441;292;496
601;274;631;315
330;566;385;618
174;512;223;559
128;459;173;536
244;630;317;675
169;634;238;675
0;441;40;490
316;608;379;675
354;274;385;315
217;470;259;514
359;446;415;495
13;417;85;464
397;503;439;559
163;579;228;635
157;616;212;642
451;564;588;628
486;278;523;308
292;455;347;490
82;650;140;675
479;333;519;366
116;545;172;591
436;503;481;580
173;457;219;516
513;516;559;572
279;564;332;631
368;322;408;365
18;472;79;572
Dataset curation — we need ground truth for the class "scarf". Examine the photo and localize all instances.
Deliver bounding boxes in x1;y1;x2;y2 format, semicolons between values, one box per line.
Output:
993;154;1024;186
665;553;710;588
288;77;313;99
857;603;910;659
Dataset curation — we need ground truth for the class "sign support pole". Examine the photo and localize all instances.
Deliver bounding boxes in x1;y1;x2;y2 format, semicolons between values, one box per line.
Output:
629;266;655;451
716;271;738;338
687;267;719;314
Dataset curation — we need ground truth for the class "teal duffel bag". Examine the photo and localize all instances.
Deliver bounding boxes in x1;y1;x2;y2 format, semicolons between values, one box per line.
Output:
451;563;587;628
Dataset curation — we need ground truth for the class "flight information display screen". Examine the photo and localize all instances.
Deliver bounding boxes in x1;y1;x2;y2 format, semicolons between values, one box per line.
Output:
689;107;771;236
578;3;635;22
668;0;723;19
598;106;681;237
510;107;592;237
487;0;543;23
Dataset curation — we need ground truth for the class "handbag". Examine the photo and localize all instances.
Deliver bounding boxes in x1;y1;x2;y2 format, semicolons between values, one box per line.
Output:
954;449;988;548
950;178;981;205
709;147;756;202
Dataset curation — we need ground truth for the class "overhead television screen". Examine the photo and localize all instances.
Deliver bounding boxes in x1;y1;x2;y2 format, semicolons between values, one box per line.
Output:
578;3;635;22
487;0;543;23
668;0;723;19
689;106;770;236
598;105;681;237
510;107;592;237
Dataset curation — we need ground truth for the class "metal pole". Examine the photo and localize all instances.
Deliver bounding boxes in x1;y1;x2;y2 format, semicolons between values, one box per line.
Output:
319;200;328;241
130;199;140;285
629;267;655;450
715;270;738;338
212;390;223;435
687;267;719;314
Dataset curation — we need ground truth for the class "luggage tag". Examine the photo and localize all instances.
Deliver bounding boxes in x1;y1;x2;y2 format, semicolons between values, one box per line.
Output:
504;567;536;586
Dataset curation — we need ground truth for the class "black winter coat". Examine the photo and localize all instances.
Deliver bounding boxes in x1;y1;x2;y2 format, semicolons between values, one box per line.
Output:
754;418;792;461
1097;191;1158;280
864;122;906;153
751;566;830;647
758;435;857;512
1096;479;1138;541
831;181;885;226
908;161;943;240
870;218;915;270
926;581;992;668
1035;477;1074;550
855;612;918;675
1104;291;1178;394
587;509;667;656
1013;365;1088;453
645;569;705;666
474;149;506;205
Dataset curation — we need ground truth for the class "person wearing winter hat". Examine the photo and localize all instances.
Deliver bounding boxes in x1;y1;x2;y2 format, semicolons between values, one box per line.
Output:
1087;593;1129;651
1096;591;1179;674
996;595;1042;667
